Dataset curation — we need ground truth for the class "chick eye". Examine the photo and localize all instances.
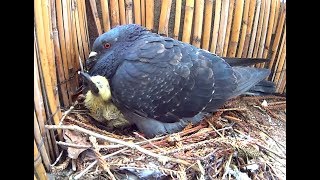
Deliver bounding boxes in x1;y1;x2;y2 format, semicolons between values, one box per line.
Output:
104;43;111;49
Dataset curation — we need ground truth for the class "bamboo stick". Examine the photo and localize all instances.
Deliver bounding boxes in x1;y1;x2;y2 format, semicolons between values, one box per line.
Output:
247;0;261;57
216;0;229;55
73;0;85;61
35;0;62;136
158;0;172;36
201;0;213;50
71;0;81;76
268;4;285;69
227;0;244;57
89;0;103;34
173;0;182;40
126;0;134;24
276;60;286;92
252;0;265;58
236;0;250;57
261;0;276;67
34;111;51;171
119;0;126;25
192;0;204;48
110;0;120;27
134;0;141;25
101;0;111;31
241;0;256;57
210;0;221;53
34;174;37;180
34;140;48;180
182;0;195;43
145;0;154;30
273;39;286;85
34;37;54;161
257;0;271;63
67;0;77;80
51;0;70;107
270;27;285;81
272;0;280;34
222;0;234;56
141;0;146;26
77;0;90;59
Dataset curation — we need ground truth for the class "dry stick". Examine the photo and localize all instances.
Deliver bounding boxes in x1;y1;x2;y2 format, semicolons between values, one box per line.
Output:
210;0;221;53
173;0;182;40
182;0;195;43
100;0;111;31
51;151;64;167
34;140;48;180
74;148;128;179
109;0;120;27
221;154;233;179
133;132;165;152
247;0;261;58
59;101;78;125
201;0;213;50
217;108;247;112
46;125;200;172
118;0;126;25
227;0;244;57
223;115;242;123
133;0;141;24
215;0;229;56
158;0;172;36
145;0;154;30
206;120;224;138
56;141;91;149
125;0;133;24
236;0;250;57
241;0;256;57
222;0;234;56
192;0;204;48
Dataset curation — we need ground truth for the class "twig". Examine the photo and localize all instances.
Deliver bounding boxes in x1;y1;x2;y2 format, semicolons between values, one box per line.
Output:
217;108;247;112
45;125;199;171
221;154;233;179
223;115;242;123
59;101;78;125
50;150;64;166
268;101;286;106
56;141;91;149
206;120;224;138
133;132;165;152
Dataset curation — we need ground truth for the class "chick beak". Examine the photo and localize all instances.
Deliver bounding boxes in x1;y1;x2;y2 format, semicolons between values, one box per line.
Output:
78;71;99;95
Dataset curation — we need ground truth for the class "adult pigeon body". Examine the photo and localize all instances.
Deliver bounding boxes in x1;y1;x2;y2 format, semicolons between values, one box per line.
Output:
86;24;272;138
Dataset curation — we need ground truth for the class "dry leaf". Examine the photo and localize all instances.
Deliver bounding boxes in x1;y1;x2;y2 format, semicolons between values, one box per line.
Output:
63;130;91;159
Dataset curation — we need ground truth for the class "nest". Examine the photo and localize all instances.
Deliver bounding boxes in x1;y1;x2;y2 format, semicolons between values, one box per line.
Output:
47;95;286;180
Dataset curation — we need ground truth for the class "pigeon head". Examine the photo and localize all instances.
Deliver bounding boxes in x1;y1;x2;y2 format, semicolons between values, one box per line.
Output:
86;24;148;79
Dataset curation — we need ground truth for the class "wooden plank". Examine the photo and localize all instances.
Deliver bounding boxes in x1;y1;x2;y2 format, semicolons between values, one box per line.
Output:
101;0;111;31
145;0;154;30
192;0;204;48
216;0;229;55
110;0;120;27
201;0;213;50
227;0;244;57
210;0;221;53
182;0;195;43
134;0;141;24
247;0;261;57
158;0;172;36
173;0;182;40
222;0;234;56
236;0;250;57
241;0;256;57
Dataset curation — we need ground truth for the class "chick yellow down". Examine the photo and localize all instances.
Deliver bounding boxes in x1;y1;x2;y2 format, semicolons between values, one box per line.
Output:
79;72;131;130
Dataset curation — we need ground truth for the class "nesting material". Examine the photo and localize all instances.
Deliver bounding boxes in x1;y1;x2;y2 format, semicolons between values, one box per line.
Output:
47;95;286;180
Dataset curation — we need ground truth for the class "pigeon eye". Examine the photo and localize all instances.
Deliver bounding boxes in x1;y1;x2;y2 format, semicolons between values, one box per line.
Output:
104;43;111;49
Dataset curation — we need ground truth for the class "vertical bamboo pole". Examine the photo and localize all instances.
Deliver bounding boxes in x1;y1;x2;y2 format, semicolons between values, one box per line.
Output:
192;0;204;47
89;0;103;34
241;0;256;57
201;0;213;50
257;0;271;64
272;0;280;34
158;0;172;36
210;0;221;53
77;0;90;58
222;0;234;56
134;0;141;24
126;0;134;24
145;0;154;30
101;0;111;31
182;0;195;43
271;25;285;80
173;0;182;40
268;4;285;69
141;0;146;26
252;0;265;58
119;0;127;25
72;0;83;71
247;0;261;57
70;0;80;88
276;60;286;92
227;0;244;57
110;0;120;27
273;39;286;84
236;0;250;57
34;111;51;171
34;140;48;180
216;0;229;55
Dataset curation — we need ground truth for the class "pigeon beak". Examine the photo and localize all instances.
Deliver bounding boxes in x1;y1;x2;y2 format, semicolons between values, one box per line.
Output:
88;51;97;58
78;71;99;95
